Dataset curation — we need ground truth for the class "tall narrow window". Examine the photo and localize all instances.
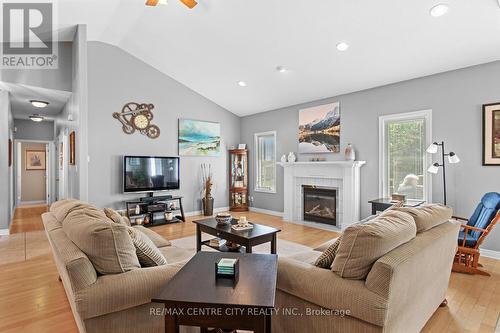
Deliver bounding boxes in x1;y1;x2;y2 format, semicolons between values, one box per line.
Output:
379;110;432;201
254;131;276;193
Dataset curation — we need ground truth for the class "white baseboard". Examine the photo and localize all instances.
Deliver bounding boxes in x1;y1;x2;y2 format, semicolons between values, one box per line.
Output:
480;248;500;260
249;207;284;217
19;200;46;206
0;229;10;236
185;206;230;217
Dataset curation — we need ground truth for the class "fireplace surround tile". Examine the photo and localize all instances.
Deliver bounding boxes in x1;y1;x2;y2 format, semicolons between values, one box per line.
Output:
278;161;366;230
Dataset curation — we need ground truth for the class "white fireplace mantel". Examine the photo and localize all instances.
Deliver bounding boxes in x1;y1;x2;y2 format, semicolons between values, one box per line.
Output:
277;161;366;230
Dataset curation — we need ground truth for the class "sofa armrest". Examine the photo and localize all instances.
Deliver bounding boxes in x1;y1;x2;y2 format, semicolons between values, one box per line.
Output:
277;257;387;327
74;262;185;320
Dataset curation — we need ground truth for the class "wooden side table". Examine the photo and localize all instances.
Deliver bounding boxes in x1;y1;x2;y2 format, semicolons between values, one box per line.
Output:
368;198;425;215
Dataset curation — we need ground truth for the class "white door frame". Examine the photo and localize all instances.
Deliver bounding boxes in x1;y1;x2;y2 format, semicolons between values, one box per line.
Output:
56;131;69;201
14;139;56;206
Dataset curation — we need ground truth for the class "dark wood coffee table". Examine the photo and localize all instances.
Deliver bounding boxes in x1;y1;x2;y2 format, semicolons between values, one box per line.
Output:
152;252;277;333
193;218;281;254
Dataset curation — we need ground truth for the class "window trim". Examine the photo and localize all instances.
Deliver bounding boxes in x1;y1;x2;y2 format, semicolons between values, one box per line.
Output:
378;110;433;202
254;130;277;194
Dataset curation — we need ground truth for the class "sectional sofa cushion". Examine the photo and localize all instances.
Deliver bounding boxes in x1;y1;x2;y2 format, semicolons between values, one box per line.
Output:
314;215;378;253
62;207;140;275
393;204;452;233
331;209;416;280
127;227;167;267
50;199;95;222
103;208;131;226
314;235;342;269
133;225;171;248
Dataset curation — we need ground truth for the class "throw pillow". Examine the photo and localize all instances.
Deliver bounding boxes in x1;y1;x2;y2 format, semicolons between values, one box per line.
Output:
50;199;95;222
63;207;140;275
127;227;168;267
103;207;131;226
331;209;416;280
392;204;452;233
314;235;342;269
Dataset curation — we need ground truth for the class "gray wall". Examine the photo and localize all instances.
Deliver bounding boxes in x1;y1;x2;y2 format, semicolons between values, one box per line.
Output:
14;119;54;141
1;42;73;92
241;60;500;252
0;90;13;230
55;25;87;201
87;42;240;212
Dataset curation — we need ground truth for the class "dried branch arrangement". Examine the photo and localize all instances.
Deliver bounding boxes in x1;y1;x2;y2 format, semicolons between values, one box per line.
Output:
201;163;213;201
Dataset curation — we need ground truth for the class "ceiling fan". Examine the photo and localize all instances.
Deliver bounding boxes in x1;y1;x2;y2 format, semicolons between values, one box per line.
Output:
145;0;197;9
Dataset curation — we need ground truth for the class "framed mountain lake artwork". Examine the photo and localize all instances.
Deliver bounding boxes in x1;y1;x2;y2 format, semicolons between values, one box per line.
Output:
178;119;221;156
299;102;341;153
483;103;500;166
26;150;46;170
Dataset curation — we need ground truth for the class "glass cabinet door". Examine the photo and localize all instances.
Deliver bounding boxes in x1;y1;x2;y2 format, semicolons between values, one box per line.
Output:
231;153;247;189
232;192;248;207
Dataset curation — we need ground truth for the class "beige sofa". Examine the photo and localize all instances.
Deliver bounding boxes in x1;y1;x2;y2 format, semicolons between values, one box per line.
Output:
42;201;194;333
273;219;460;333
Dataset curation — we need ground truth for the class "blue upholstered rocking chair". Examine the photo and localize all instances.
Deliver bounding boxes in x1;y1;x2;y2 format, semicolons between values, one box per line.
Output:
452;192;500;276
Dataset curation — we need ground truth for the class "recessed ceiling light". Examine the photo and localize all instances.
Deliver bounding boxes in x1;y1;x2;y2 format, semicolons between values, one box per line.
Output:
336;42;349;51
158;0;167;4
430;4;449;17
29;114;44;122
30;100;49;108
237;81;247;87
276;66;287;73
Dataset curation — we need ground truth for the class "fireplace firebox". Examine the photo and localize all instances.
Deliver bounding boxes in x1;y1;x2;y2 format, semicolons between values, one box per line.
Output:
302;185;337;225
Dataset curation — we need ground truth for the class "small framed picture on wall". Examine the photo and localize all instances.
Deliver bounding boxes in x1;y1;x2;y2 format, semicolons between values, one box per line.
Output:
26;150;46;170
8;139;12;167
69;131;76;165
483;103;500;166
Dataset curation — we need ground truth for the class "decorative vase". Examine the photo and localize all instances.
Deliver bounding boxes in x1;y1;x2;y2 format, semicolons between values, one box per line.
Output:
280;154;287;163
164;212;173;221
202;197;214;216
345;144;356;161
287;152;296;162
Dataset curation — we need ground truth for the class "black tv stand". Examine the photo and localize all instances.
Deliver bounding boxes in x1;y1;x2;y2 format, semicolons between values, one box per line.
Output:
126;195;185;228
141;194;173;203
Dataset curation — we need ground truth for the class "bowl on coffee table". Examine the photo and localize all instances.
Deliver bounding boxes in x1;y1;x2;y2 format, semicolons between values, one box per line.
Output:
215;213;232;225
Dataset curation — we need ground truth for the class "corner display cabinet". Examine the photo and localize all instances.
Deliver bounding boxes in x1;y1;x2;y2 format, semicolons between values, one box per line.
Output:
229;149;249;211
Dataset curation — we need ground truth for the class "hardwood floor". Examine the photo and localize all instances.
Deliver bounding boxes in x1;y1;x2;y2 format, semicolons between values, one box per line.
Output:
9;204;48;234
0;206;499;333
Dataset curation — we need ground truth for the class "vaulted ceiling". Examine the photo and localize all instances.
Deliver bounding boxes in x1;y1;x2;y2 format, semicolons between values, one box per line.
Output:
57;0;500;116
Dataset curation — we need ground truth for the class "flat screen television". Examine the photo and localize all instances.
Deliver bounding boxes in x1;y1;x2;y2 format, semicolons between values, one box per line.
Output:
123;156;180;193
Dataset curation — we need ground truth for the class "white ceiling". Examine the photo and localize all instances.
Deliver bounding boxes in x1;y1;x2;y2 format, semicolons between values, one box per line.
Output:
0;82;71;119
56;0;500;116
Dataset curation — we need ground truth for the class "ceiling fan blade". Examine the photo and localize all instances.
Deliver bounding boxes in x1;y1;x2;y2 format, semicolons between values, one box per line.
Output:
145;0;159;6
179;0;197;9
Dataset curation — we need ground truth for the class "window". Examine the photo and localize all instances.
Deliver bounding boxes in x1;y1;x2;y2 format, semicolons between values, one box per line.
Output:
254;131;276;193
379;110;432;201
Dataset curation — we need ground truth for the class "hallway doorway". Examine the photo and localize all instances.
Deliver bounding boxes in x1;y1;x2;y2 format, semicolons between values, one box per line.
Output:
15;140;55;207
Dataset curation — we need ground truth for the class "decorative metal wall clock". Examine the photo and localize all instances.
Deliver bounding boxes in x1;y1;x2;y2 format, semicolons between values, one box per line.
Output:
113;102;160;139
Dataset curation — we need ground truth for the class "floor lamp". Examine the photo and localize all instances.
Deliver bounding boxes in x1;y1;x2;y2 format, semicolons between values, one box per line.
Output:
426;141;460;205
